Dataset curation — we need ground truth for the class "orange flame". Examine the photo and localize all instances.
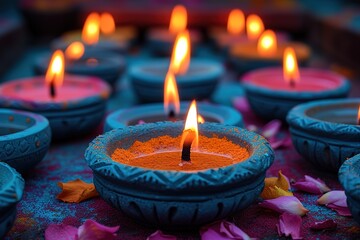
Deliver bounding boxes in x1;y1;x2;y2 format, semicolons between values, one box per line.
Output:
181;100;199;149
164;71;180;116
246;14;264;40
82;12;100;45
283;47;300;86
169;30;191;75
227;9;245;35
257;30;277;56
100;12;116;35
45;50;65;87
197;115;205;124
65;42;85;60
169;5;187;34
357;106;360;125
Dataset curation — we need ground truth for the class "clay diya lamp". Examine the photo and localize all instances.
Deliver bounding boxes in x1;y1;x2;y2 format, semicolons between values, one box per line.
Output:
131;30;224;102
287;98;360;172
209;13;288;52
105;73;243;131
52;12;130;54
34;42;125;87
0;162;24;239
339;153;360;224
229;29;310;73
242;47;350;121
147;5;202;56
0;51;111;141
0;108;51;172
85;101;274;228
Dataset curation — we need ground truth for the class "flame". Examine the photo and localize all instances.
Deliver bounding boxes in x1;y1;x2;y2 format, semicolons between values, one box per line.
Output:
169;5;187;34
169;30;191;75
197;115;205;124
257;30;277;56
283;47;300;85
82;12;100;45
65;42;85;60
164;71;180;116
246;14;264;40
181;100;199;149
227;9;245;35
357;106;360;125
45;50;65;87
100;12;116;35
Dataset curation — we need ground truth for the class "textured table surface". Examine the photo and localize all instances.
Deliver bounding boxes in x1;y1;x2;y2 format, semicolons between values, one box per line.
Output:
2;44;360;240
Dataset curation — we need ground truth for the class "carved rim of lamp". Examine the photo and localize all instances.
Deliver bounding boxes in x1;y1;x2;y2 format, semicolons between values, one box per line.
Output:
0;162;24;238
104;102;244;132
85;121;274;228
287;98;360;172
34;51;126;87
242;67;350;121
0;75;111;141
129;59;224;102
229;42;311;73
339;153;360;224
0;108;51;172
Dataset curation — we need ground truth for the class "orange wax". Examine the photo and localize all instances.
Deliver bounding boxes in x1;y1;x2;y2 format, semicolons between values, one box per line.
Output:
111;135;249;171
230;42;311;61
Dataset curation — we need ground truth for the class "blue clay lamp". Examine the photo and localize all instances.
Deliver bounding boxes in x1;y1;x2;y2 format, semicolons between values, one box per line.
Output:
0;108;51;172
339;154;360;224
0;162;24;238
0;75;110;141
242;67;350;121
85;121;274;228
287;98;360;172
130;59;224;102
104;102;244;132
33;50;125;87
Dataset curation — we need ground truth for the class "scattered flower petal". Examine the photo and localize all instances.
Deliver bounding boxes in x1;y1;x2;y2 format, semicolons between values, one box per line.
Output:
77;220;119;240
138;120;146;125
262;120;281;139
310;220;337;231
45;224;77;240
200;220;251;240
327;203;352;217
233;97;251;114
317;191;347;207
293;175;331;194
57;179;99;203
269;133;292;149
277;212;302;239
247;124;258;132
147;230;177;240
261;185;293;200
260;196;309;216
264;171;291;192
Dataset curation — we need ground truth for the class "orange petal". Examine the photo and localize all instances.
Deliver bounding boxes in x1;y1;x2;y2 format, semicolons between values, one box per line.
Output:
264;170;290;191
57;179;99;203
261;186;293;200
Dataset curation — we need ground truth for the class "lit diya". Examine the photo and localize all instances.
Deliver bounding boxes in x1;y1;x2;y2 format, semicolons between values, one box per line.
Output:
0;50;111;141
34;41;125;87
230;29;310;73
147;5;202;56
131;30;223;102
105;72;243;131
288;98;360;172
242;47;350;120
52;12;134;54
85;101;274;228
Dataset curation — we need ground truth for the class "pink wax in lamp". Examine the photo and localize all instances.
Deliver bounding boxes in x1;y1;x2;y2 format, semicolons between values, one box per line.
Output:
242;47;350;120
0;50;111;140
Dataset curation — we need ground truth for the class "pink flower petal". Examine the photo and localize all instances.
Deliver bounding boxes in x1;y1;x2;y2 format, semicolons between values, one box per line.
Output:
304;175;331;193
317;191;347;207
292;181;323;194
259;196;309;216
310;220;337;230
247;124;258;132
138;120;146;125
77;220;119;240
262;120;281;139
327;204;352;217
45;224;77;240
233;97;251;114
276;212;302;239
146;230;177;240
200;220;251;240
